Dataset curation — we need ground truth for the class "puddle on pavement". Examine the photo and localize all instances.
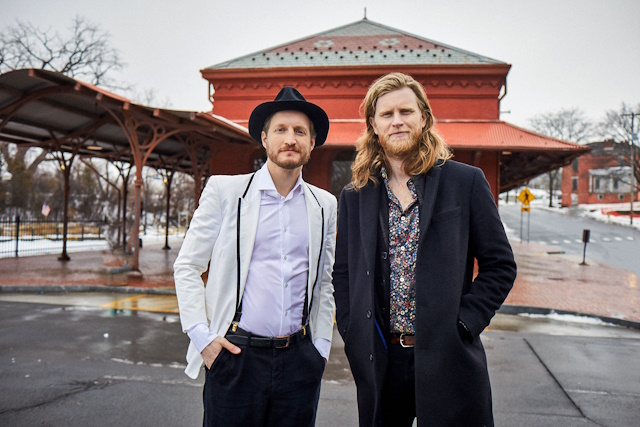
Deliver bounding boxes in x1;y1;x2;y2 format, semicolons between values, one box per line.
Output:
0;292;179;316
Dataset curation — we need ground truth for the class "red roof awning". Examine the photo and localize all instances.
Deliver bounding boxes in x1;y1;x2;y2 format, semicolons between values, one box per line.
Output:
434;120;587;152
324;119;588;153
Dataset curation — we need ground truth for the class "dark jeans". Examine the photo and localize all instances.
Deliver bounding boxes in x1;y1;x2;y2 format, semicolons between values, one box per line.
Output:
381;345;416;427
202;337;325;427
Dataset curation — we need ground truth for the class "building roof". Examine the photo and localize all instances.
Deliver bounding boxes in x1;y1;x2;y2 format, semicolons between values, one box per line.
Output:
323;119;589;152
434;120;587;152
207;18;505;70
323;119;590;192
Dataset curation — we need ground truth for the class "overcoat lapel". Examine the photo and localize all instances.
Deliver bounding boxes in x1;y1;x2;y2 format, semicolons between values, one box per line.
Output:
360;182;381;274
418;165;442;247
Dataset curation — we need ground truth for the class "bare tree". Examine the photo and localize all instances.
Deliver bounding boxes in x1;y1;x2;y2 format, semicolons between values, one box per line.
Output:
598;102;640;191
0;16;125;89
0;16;127;217
529;108;597;206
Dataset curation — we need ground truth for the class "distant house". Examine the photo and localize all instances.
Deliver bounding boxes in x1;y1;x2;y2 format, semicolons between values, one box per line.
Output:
561;140;638;206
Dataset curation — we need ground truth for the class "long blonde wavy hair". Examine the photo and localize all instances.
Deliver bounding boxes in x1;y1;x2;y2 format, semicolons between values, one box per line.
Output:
350;72;452;190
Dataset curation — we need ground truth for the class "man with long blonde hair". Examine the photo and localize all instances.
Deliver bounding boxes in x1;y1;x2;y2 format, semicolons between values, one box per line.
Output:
333;73;516;426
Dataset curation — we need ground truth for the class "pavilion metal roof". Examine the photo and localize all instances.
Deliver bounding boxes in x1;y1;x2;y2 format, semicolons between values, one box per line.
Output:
0;68;254;173
207;18;505;70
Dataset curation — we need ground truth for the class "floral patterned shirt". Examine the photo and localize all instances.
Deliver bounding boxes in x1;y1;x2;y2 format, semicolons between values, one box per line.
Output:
381;167;420;334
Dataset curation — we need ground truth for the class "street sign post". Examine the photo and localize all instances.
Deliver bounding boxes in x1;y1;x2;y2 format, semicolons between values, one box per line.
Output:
517;187;535;243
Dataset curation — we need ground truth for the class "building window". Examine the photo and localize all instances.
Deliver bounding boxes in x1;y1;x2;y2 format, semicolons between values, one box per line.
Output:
331;151;356;197
572;159;579;172
613;179;619;190
572;177;578;191
619;194;625;201
598;194;604;200
594;178;601;191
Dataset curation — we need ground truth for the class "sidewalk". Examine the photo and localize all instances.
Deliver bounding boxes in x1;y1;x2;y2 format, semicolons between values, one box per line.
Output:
1;235;639;326
2;236;640;426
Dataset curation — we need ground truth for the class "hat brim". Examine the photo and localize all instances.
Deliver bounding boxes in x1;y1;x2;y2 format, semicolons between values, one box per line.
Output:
248;100;329;147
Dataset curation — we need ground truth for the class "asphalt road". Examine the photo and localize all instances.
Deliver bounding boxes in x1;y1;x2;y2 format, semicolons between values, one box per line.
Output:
499;204;640;277
2;295;640;426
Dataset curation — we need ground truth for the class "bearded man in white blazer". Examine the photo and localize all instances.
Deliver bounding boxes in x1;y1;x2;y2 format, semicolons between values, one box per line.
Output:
173;87;337;427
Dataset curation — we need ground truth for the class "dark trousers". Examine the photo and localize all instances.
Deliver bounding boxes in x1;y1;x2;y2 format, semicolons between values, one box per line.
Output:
381;345;416;427
202;337;326;427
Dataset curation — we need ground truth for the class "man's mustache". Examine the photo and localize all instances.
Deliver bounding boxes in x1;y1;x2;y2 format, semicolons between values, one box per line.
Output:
278;145;301;153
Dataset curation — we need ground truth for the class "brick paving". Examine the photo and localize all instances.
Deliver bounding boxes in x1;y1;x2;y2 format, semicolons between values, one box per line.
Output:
1;238;639;324
505;241;640;323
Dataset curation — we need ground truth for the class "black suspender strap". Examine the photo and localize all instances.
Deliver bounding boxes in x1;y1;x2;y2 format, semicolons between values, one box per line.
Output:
231;175;323;335
231;173;255;332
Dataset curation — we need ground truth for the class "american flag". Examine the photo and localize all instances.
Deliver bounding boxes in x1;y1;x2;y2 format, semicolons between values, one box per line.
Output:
41;201;51;217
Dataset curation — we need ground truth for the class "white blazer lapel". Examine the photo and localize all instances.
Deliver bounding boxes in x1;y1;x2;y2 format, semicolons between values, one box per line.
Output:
303;184;324;300
238;174;261;297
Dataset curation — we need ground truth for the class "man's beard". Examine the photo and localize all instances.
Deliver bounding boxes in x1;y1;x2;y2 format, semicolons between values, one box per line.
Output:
267;144;311;170
379;128;422;159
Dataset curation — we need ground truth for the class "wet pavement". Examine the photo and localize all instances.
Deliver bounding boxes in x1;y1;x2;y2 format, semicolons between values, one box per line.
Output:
1;234;640;425
1;234;638;327
1;295;639;427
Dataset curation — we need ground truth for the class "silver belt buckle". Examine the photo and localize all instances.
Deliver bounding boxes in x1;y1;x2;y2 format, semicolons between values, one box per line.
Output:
400;333;414;348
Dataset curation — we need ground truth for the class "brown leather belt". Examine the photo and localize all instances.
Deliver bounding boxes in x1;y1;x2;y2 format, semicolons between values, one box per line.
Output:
389;333;415;348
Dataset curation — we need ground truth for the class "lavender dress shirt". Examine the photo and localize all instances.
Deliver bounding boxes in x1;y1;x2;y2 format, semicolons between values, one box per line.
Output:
187;164;330;359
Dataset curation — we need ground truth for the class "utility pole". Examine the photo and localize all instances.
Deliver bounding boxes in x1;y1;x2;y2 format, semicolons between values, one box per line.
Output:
622;113;639;225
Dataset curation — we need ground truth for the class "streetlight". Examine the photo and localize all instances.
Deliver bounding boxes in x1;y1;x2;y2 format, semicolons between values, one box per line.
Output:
631;132;638;225
622;112;639;226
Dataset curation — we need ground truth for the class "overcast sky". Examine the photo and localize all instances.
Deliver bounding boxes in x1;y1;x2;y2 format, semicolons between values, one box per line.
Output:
1;0;639;128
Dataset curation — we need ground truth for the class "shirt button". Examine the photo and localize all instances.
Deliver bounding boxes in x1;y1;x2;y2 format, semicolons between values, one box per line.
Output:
366;311;372;318
381;252;388;259
369;354;373;362
285;311;288;316
400;277;405;283
283;255;287;260
285;283;289;288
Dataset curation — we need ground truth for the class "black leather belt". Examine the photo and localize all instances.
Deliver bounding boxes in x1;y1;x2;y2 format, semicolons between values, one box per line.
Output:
225;326;309;349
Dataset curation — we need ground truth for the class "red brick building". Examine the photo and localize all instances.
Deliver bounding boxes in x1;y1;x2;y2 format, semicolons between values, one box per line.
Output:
561;140;639;206
201;19;587;200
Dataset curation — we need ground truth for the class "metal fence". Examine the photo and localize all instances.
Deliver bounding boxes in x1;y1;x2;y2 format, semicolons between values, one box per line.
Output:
0;216;107;258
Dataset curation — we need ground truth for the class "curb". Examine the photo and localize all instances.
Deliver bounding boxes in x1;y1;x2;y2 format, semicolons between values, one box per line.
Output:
0;285;176;296
1;287;638;330
499;304;640;330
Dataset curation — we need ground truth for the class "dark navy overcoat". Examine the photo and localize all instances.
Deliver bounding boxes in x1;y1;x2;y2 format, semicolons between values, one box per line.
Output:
333;160;517;426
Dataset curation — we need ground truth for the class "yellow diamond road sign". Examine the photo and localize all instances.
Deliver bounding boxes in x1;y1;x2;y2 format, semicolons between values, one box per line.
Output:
517;188;535;205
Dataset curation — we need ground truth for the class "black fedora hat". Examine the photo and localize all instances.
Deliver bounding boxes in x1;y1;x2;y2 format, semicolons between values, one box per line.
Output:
248;86;329;146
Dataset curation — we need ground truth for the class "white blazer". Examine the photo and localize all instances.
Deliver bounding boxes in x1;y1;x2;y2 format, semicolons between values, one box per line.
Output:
173;167;337;379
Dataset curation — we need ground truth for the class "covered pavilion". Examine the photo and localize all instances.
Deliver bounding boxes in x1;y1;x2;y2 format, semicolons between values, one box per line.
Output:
0;68;254;272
